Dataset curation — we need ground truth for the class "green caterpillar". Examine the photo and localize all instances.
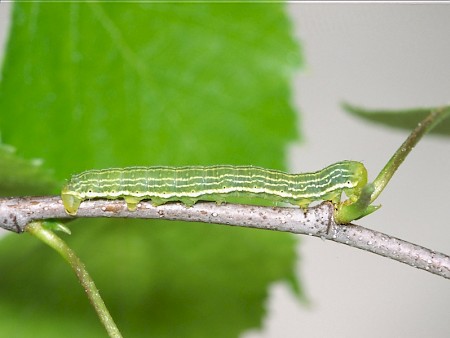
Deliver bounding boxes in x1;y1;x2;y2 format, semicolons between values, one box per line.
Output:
61;161;368;216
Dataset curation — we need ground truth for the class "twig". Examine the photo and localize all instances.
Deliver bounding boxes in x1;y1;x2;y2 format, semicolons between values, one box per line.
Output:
26;221;123;338
371;106;450;202
0;196;449;279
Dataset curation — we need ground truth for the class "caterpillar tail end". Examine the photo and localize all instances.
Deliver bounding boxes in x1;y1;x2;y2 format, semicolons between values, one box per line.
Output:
61;191;82;216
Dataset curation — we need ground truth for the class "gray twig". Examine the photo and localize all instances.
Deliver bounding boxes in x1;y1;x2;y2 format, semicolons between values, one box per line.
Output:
0;196;449;279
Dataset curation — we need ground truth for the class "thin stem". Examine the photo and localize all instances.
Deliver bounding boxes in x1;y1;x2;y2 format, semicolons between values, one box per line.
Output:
3;197;448;279
26;222;122;338
371;106;450;203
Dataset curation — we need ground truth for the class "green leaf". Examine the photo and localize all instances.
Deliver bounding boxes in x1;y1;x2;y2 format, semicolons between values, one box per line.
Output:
0;142;58;196
343;103;450;136
0;3;302;337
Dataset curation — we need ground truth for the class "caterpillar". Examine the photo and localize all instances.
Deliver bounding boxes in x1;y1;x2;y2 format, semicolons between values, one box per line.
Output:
61;161;368;216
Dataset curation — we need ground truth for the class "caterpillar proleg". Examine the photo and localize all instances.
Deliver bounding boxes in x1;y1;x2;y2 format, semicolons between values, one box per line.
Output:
61;161;368;216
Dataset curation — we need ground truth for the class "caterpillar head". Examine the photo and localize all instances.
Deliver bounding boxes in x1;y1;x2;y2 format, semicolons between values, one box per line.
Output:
343;161;368;202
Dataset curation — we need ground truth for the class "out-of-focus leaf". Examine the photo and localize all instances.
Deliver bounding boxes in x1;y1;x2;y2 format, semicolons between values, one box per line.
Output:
0;3;302;337
0;142;58;196
344;103;450;136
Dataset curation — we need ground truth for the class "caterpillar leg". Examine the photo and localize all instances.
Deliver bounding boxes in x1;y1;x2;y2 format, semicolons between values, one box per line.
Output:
298;200;311;211
124;196;141;211
335;183;379;224
61;193;82;216
329;191;342;205
150;197;166;206
180;198;198;207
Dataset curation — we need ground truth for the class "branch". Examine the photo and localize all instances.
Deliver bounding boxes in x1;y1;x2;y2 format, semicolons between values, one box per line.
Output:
0;196;449;279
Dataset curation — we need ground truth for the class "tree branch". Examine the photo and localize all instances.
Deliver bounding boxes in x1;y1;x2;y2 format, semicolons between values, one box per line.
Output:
0;196;449;279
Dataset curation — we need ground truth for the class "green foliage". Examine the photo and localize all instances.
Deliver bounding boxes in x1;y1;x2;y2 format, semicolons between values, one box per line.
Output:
343;103;450;136
0;2;302;337
0;142;58;196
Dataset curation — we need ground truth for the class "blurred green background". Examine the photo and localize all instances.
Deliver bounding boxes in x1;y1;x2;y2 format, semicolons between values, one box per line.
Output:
0;3;303;337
